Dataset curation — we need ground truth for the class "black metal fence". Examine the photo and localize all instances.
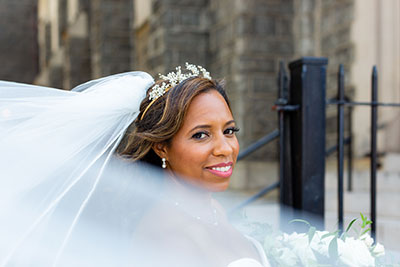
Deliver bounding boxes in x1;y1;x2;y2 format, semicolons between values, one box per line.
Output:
327;64;400;239
234;57;400;240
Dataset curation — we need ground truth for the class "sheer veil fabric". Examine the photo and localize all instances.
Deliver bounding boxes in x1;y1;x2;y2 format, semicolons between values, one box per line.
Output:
0;72;269;267
0;72;156;266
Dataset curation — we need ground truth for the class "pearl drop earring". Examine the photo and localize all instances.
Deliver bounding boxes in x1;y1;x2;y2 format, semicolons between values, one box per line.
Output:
162;158;167;169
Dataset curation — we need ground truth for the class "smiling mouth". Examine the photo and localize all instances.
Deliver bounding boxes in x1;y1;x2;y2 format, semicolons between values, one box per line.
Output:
210;165;231;172
205;163;233;178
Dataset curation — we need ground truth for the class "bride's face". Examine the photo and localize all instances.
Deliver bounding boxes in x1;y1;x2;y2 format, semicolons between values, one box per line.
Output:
163;90;239;191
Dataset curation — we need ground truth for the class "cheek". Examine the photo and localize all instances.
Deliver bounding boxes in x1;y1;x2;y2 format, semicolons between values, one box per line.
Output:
169;141;208;170
232;138;240;160
183;144;210;164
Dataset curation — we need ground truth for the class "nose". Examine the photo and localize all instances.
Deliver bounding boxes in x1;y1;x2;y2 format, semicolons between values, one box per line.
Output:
212;135;233;157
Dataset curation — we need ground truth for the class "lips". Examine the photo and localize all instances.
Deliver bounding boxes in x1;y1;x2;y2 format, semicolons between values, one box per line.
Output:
205;162;233;178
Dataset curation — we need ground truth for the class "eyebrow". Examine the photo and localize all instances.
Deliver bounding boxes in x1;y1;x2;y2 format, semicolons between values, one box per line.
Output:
189;120;236;132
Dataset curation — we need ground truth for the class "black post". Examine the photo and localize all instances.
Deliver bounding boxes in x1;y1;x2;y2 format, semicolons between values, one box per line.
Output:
288;57;328;228
337;65;345;232
371;66;378;240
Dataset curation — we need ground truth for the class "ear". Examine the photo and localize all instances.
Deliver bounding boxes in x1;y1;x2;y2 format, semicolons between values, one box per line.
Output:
152;142;168;160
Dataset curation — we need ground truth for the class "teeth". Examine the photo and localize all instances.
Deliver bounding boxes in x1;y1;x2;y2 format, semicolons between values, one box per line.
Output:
211;166;231;172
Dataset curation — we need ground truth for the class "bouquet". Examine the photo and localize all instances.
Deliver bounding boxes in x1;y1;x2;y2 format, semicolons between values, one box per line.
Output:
246;214;387;266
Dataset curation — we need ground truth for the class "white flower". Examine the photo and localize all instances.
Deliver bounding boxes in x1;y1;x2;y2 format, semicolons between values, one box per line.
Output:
373;242;385;257
278;247;299;266
281;232;317;265
309;230;334;257
338;237;375;266
360;234;374;248
263;224;384;266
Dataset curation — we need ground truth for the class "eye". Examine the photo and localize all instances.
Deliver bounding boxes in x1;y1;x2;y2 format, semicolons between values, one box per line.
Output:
224;127;240;135
192;131;209;140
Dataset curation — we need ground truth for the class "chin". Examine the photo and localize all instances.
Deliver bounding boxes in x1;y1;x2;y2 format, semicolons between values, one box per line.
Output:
205;180;230;192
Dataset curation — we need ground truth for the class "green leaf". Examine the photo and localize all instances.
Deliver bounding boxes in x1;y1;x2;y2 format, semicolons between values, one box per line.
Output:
328;237;339;261
340;232;347;241
362;219;367;228
361;228;371;236
322;230;339;240
308;226;316;243
289;219;311;227
321;232;332;239
345;218;357;233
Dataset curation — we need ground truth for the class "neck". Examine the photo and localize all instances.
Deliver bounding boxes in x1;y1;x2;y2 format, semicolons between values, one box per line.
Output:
162;173;223;226
165;173;212;207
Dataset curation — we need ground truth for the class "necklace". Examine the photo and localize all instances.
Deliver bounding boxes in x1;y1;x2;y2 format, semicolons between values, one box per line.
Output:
173;199;220;226
162;177;220;226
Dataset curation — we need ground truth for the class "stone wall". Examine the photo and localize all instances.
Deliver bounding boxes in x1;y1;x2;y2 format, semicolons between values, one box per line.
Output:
288;0;355;153
320;0;355;151
36;0;133;89
89;0;133;78
35;0;91;88
135;0;210;76
63;0;91;88
211;0;295;158
0;0;39;83
207;0;297;188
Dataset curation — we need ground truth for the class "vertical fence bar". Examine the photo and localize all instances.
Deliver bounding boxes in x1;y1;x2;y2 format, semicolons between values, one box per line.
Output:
371;66;378;240
288;57;328;229
278;61;292;206
337;65;345;232
347;104;353;192
278;61;294;232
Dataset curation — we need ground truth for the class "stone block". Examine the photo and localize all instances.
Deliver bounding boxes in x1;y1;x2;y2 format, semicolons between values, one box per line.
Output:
49;66;64;89
210;23;234;49
235;16;275;36
237;37;293;55
252;74;278;94
167;0;208;7
237;56;275;73
151;0;162;13
0;0;38;83
321;2;354;34
179;9;201;26
166;32;208;50
236;0;295;15
276;18;292;36
65;36;91;88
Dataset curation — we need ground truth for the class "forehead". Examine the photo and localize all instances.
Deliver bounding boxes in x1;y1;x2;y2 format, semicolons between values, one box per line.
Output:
182;90;233;127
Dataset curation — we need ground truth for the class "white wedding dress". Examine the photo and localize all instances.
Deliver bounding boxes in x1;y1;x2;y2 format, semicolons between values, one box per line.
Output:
228;236;270;267
0;72;270;267
228;259;265;267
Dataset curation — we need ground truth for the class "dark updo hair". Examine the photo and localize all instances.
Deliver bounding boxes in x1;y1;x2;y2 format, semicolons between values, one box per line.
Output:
118;76;231;167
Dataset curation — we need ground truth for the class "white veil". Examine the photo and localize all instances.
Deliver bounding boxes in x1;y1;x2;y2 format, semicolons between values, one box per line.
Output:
0;71;274;267
0;72;159;266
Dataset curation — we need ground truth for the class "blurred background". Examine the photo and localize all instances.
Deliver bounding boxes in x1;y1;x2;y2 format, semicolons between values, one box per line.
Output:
0;0;399;250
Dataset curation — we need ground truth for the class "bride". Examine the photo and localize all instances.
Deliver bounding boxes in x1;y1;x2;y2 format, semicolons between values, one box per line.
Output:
0;63;269;266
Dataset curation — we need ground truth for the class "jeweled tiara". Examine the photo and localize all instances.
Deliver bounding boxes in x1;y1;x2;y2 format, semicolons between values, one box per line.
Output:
140;63;211;120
